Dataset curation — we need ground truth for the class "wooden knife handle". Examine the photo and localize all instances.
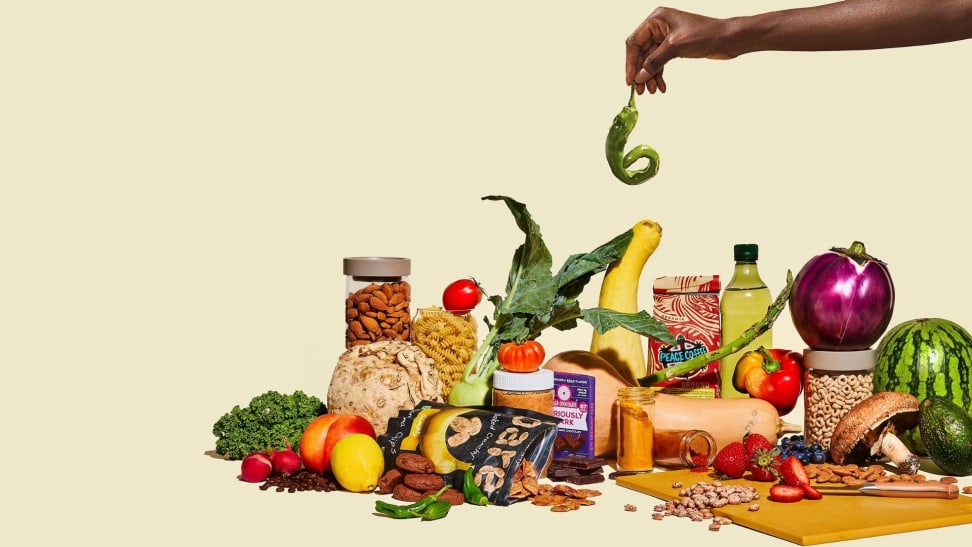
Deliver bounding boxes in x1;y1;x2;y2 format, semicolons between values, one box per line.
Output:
865;482;959;499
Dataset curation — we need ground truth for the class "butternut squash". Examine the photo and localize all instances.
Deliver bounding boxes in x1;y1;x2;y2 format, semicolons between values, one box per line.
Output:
590;219;662;384
544;350;799;457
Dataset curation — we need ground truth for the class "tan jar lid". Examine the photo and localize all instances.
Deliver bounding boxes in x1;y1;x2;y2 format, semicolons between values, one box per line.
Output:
343;256;411;277
803;348;876;372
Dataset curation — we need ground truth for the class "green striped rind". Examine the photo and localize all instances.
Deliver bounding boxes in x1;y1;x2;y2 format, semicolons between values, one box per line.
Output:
873;317;972;413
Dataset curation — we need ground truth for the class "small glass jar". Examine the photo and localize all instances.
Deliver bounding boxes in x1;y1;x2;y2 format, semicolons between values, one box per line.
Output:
803;349;876;450
411;306;478;396
343;257;411;350
491;369;554;415
616;387;656;472
653;429;718;469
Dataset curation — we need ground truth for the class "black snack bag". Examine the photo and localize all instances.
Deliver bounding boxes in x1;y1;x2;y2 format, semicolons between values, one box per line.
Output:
378;401;559;505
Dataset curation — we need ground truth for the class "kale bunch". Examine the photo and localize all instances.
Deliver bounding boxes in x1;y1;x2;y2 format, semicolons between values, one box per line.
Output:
212;390;327;460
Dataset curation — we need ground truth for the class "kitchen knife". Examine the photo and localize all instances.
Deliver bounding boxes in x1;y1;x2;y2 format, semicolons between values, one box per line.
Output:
814;481;959;499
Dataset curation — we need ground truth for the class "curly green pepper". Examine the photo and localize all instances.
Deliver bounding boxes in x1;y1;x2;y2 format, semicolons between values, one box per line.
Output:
462;466;490;506
374;485;450;520
605;86;660;185
419;500;453;521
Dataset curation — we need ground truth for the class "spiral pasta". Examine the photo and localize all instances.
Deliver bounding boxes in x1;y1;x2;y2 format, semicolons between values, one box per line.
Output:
412;306;478;397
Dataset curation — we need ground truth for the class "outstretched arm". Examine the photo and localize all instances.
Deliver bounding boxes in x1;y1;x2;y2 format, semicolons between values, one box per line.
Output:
626;0;972;93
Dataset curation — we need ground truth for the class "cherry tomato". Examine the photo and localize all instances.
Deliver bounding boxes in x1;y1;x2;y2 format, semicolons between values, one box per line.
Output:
497;340;546;373
442;278;482;314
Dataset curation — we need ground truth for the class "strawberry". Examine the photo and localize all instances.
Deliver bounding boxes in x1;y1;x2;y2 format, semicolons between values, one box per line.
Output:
712;441;748;479
743;433;781;481
769;484;806;503
747;447;782;482
779;455;823;499
779;455;811;487
743;433;774;456
802;483;824;500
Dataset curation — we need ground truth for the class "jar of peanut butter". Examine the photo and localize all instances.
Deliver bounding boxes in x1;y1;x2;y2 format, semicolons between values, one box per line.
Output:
491;369;555;416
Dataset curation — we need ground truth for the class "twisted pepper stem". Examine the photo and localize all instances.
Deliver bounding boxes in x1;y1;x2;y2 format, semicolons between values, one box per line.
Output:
606;86;660;185
638;271;794;387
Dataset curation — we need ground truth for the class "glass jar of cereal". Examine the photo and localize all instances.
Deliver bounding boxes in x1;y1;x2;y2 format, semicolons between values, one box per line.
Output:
803;349;875;451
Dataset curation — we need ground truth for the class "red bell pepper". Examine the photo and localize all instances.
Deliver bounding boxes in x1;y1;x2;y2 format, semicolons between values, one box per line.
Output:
731;347;804;416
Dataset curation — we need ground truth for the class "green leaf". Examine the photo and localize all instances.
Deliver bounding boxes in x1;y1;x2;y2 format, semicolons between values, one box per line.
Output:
554;229;634;300
494;315;532;345
483;196;557;317
546;297;582;332
581;307;676;344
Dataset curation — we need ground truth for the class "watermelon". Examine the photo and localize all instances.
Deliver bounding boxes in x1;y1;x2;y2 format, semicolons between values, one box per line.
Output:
873;317;972;454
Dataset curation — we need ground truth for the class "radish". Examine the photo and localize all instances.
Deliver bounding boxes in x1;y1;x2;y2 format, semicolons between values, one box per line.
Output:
270;440;302;476
239;451;273;482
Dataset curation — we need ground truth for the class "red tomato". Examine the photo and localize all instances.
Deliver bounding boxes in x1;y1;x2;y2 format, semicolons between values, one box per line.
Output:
442;278;482;314
497;340;546;373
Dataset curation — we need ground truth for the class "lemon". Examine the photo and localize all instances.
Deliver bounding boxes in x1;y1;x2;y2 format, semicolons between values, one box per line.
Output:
330;433;384;492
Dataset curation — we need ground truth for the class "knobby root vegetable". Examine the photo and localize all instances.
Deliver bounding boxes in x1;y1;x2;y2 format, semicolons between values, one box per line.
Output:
328;341;443;436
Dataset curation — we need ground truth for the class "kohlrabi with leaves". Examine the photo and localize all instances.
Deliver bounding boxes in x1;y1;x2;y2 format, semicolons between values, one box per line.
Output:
447;195;675;407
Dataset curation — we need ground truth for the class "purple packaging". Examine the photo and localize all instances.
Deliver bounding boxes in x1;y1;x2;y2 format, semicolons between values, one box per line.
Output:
552;371;596;459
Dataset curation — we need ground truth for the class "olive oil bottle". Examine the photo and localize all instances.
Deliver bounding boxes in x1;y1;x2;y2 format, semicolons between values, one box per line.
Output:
719;243;772;398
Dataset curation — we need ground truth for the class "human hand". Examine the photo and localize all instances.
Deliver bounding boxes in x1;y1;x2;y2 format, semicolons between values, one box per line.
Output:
625;7;734;94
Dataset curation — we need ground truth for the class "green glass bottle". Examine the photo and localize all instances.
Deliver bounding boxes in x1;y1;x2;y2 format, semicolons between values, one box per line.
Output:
719;243;772;398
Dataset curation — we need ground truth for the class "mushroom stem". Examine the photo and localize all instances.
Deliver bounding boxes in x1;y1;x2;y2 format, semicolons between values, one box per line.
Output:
880;432;920;475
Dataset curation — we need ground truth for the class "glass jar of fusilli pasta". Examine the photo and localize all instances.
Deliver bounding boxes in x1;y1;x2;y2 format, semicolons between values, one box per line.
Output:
411;306;478;398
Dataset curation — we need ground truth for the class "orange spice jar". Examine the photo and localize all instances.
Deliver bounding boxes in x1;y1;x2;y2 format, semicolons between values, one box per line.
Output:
616;387;655;471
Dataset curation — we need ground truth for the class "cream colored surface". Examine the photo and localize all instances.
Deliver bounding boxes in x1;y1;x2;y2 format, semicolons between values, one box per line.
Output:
5;1;971;545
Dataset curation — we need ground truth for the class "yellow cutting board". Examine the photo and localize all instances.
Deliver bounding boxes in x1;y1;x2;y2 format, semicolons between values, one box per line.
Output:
617;469;972;545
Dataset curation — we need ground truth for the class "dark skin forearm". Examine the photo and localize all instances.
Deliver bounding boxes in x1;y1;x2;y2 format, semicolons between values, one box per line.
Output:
626;0;972;93
733;0;972;54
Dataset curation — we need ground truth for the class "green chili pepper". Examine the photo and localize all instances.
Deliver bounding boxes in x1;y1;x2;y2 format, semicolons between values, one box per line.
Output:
605;86;660;185
462;466;490;506
418;499;453;521
374;485;450;519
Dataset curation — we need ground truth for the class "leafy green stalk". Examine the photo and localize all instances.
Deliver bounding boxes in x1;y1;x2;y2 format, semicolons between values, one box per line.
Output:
638;271;794;387
447;196;675;407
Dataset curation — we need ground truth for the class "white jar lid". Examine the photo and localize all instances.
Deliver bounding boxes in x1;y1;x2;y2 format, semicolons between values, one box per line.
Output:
803;348;876;372
492;369;554;391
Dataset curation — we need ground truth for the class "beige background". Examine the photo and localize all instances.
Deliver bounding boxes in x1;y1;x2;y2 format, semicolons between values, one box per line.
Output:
5;1;971;545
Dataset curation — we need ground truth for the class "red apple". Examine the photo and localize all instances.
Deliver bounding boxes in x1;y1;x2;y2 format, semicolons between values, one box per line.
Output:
298;413;376;474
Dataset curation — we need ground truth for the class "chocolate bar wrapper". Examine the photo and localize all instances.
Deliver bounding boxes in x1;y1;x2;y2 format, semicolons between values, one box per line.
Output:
552;372;596;459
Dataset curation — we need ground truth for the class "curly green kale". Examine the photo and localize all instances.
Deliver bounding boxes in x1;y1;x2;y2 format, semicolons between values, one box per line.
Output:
212;390;327;460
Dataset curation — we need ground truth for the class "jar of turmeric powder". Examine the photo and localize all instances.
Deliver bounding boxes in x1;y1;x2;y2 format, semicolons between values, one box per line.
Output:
616;387;656;472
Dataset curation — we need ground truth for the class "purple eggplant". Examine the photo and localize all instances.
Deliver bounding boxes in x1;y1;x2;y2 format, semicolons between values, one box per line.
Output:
789;241;895;350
